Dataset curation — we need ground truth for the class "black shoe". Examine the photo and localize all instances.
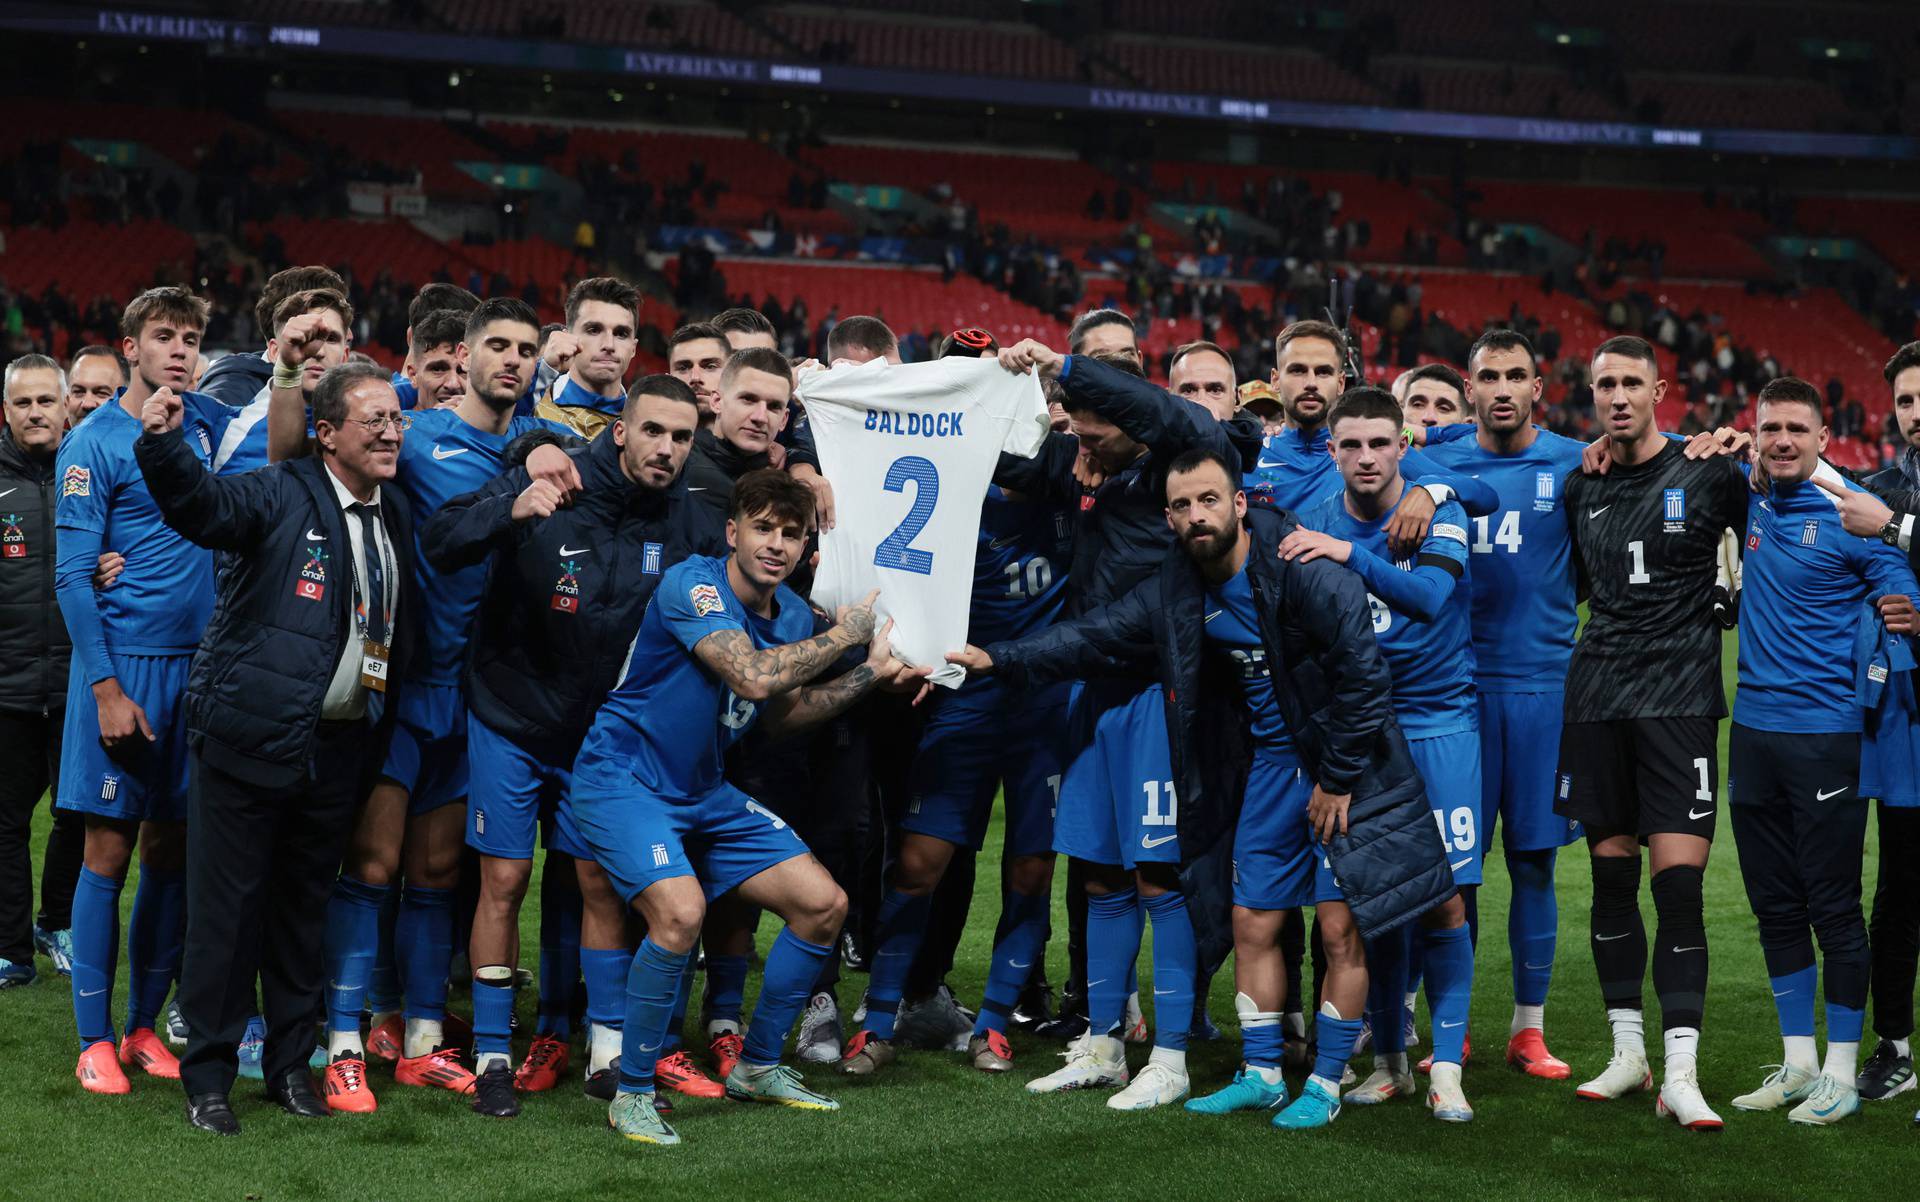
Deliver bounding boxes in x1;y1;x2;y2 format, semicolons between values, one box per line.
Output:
840;929;869;973
1033;989;1086;1041
186;1092;240;1135
471;1062;520;1118
1858;1040;1917;1101
266;1069;329;1118
1010;980;1056;1032
584;1058;619;1102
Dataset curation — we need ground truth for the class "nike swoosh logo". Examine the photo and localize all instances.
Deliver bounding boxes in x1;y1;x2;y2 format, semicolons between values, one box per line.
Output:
1588;506;1610;518
1440;1020;1464;1029
1594;933;1629;942
1154;988;1176;996
305;528;326;541
874;950;913;958
1815;787;1848;801
1256;460;1284;471
1204;611;1222;623
637;1042;660;1053
558;545;590;556
1813;1099;1845;1116
0;488;16;498
687;486;706;492
1688;808;1714;820
79;987;105;997
1524;961;1552;970
988;535;1018;550
1087;979;1108;989
1007;960;1031;969
431;444;469;459
1772;989;1793;997
1141;834;1177;848
1672;946;1705;954
1450;857;1472;871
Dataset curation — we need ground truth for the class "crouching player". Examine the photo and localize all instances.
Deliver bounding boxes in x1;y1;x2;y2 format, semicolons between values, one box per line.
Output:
563;471;924;1146
1286;387;1479;1121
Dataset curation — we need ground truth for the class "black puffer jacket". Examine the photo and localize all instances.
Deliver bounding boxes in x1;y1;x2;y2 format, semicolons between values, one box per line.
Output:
134;428;421;789
0;430;69;713
988;506;1454;946
423;430;707;753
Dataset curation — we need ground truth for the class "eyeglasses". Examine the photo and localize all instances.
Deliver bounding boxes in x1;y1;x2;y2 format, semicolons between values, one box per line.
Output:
344;415;403;435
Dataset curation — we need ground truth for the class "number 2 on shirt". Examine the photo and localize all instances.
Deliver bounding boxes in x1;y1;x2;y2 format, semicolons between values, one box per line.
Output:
873;455;940;575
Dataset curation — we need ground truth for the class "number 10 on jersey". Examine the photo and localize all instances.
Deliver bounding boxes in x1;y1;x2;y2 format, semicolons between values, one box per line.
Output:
873;455;939;575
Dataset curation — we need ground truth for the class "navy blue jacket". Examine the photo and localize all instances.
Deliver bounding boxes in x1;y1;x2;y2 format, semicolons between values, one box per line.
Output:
1861;463;1920;575
423;431;712;755
133;427;420;789
988;505;1454;943
196;350;272;410
993;355;1265;620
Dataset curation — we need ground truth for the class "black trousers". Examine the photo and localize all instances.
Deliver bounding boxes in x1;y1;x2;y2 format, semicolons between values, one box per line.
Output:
1728;726;1870;993
0;707;79;963
178;723;364;1096
1871;803;1920;1041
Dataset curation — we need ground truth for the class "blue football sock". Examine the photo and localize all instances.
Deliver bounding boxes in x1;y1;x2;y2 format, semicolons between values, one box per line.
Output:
975;890;1048;1037
472;973;515;1059
706;952;750;1027
1312;1011;1365;1084
1243;1010;1285;1070
70;866;123;1048
1769;964;1818;1038
663;962;694;1052
1423;924;1475;1066
619;938;689;1094
1141;890;1195;1051
1507;848;1558;1007
396;885;454;1022
368;884;401;1013
1087;887;1142;1037
582;946;632;1032
1827;999;1866;1045
536;863;582;1038
125;865;184;1033
865;888;932;1040
324;875;390;1034
1364;925;1412;1056
742;928;831;1066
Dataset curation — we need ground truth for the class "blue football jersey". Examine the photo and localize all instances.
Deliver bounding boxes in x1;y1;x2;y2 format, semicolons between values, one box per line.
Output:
1244;425;1339;513
395;406;569;685
574;555;815;800
1420;426;1587;691
1736;478;1920;734
1203;560;1291;749
54;393;228;653
1301;492;1476;737
967;486;1074;646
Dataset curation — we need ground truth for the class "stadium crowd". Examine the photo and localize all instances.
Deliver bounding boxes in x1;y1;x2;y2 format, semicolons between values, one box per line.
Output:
3;255;1920;1153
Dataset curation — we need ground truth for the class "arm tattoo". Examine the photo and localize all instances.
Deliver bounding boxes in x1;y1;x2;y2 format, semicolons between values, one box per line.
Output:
695;627;853;701
770;664;877;732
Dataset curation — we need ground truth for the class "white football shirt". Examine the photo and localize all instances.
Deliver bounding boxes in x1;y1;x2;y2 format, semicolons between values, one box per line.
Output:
801;357;1049;687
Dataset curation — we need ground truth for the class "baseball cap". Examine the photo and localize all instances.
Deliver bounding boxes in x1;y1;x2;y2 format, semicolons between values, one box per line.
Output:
1238;379;1282;413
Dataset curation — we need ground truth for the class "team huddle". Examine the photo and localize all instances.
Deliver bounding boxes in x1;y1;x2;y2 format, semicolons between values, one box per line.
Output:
8;260;1920;1147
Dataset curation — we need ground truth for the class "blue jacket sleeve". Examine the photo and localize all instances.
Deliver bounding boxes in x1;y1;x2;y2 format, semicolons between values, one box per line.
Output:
54;526;114;687
1856;534;1920;604
132;427;278;552
992;430;1082;506
1058;356;1239;460
1402;449;1498;517
1345;547;1458;622
988;575;1159;690
423;463;535;573
1281;557;1394;795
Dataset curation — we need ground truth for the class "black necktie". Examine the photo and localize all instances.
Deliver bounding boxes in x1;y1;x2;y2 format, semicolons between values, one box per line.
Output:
349;502;387;646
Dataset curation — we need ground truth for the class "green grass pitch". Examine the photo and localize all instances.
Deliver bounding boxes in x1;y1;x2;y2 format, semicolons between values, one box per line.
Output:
0;632;1911;1202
